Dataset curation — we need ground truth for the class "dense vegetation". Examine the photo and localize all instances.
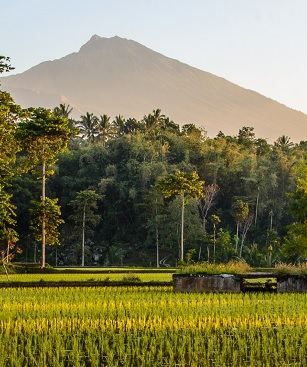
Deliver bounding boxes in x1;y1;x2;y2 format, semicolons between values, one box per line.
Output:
1;56;307;268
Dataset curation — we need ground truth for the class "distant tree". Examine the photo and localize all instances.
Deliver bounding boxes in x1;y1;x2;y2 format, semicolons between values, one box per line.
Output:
275;135;294;151
209;214;221;262
143;109;165;135
156;170;204;260
30;197;64;246
78;112;99;143
53;103;73;118
69;190;101;266
113;115;126;137
237;126;255;148
96;114;115;146
282;161;307;259
0;56;14;74
231;199;249;254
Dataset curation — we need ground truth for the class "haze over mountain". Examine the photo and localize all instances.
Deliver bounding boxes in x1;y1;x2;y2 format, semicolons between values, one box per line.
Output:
2;35;307;142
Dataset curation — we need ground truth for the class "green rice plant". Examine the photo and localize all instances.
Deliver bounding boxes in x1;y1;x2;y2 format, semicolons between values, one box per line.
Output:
0;286;306;366
177;260;251;275
0;272;173;283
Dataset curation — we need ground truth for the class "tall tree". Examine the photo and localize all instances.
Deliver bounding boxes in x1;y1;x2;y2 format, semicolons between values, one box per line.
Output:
30;197;64;247
96;114;115;146
143;109;165;135
53;103;73;118
275;135;294;151
156;170;203;260
282;161;307;259
231;199;249;254
17;108;73;267
0;57;29;250
209;214;221;262
78;112;98;143
69;190;101;266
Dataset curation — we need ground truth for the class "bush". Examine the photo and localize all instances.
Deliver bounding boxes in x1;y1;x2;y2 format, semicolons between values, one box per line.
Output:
122;273;142;282
177;260;251;275
275;262;307;275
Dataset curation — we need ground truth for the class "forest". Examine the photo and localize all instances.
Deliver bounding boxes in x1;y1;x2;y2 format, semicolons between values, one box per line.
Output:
1;56;307;268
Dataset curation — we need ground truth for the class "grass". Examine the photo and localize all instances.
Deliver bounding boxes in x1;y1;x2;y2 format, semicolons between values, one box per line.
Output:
274;262;307;275
177;260;251;275
0;272;173;283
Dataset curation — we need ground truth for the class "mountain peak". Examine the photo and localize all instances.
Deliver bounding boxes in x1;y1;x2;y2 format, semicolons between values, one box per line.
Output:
79;35;130;54
1;36;307;141
89;34;102;42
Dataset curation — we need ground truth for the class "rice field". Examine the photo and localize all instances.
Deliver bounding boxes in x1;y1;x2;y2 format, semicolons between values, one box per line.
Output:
0;272;173;283
0;286;306;366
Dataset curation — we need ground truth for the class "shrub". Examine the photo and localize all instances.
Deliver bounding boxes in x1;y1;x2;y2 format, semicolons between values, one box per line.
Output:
177;260;251;275
122;273;142;282
275;262;307;275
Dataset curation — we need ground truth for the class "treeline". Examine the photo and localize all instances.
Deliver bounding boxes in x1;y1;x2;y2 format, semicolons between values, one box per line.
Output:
1;57;307;267
7;104;307;266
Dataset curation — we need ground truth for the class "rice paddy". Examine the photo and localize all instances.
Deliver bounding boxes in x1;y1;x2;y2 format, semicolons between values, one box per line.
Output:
0;272;173;283
0;286;306;366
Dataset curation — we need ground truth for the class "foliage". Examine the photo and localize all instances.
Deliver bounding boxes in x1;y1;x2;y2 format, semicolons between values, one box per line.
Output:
30;197;64;246
121;273;142;282
1;97;306;265
156;170;204;260
282;161;307;259
156;170;203;200
0;56;14;74
68;189;101;266
275;262;307;275
177;260;251;275
17;107;74;174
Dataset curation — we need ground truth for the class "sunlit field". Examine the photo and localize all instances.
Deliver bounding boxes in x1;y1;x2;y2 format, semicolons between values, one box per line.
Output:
0;272;173;283
0;286;306;366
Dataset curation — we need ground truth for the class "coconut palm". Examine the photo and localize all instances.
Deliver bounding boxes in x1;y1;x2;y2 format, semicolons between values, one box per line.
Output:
78;112;99;143
143;109;165;135
275;135;294;151
53;103;73;118
96;114;116;146
113;115;126;137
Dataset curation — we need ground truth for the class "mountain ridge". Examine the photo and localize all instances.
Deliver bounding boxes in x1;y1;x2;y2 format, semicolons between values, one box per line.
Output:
1;34;307;142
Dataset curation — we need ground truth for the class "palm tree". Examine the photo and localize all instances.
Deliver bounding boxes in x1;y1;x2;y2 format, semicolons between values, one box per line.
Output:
275;135;294;151
143;109;165;135
53;103;73;118
113;115;126;137
78;112;99;143
124;118;145;135
96;114;116;146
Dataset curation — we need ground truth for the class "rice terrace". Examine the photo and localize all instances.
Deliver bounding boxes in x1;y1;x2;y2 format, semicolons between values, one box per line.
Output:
1;264;307;366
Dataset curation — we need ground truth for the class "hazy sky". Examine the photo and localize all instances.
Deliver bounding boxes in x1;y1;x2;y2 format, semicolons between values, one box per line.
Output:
2;0;307;114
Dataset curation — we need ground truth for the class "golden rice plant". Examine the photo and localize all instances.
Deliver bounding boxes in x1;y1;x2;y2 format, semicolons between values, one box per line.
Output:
0;287;306;366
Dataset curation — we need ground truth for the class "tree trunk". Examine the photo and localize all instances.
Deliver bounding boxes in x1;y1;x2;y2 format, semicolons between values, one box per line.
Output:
180;192;185;261
82;203;86;266
41;154;46;268
155;197;159;267
213;224;216;263
254;187;260;226
235;223;239;253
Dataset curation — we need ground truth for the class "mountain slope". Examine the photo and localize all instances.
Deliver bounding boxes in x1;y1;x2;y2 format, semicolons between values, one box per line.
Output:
1;35;307;141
